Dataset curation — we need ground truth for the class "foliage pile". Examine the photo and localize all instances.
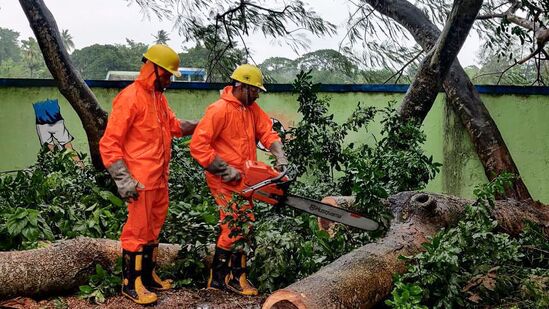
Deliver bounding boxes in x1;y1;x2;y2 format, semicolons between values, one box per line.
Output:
387;174;549;308
0;71;440;302
283;71;440;226
0;147;124;250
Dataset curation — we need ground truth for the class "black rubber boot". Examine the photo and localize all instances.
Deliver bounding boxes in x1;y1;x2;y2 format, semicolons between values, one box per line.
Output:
121;249;158;304
142;243;173;291
227;251;258;296
207;247;231;290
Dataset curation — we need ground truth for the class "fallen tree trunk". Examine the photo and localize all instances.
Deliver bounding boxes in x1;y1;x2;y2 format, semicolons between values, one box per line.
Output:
263;192;549;309
0;237;180;300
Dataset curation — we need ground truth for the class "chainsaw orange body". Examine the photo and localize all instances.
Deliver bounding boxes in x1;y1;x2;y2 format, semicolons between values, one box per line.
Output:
222;160;290;205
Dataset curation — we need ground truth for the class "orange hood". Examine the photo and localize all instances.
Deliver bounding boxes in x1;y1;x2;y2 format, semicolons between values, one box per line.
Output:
135;61;158;91
220;86;251;108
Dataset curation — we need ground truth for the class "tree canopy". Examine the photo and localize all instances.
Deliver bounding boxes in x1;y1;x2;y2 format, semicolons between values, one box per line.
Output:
260;49;394;83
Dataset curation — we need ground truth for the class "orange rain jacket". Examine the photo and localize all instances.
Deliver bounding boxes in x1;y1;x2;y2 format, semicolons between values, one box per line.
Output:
100;61;183;189
190;86;281;179
191;86;280;250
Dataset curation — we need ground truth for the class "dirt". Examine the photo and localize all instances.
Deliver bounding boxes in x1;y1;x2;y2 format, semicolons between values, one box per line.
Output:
0;289;266;309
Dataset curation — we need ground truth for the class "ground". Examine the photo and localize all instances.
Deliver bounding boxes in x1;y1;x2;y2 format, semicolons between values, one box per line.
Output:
0;289;266;309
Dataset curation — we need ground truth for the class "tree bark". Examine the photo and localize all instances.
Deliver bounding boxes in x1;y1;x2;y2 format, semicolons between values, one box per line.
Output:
365;0;532;200
262;192;549;309
0;237;180;300
398;0;483;121
19;0;108;170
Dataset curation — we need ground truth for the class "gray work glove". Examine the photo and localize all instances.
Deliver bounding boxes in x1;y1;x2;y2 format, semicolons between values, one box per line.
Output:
180;119;199;136
269;141;289;172
221;166;241;183
106;160;144;201
205;156;241;183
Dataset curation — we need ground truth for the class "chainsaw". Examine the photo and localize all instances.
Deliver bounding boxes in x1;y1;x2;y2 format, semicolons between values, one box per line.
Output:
224;160;379;231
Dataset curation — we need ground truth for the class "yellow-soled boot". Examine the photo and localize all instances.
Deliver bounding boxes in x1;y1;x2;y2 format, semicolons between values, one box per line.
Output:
227;251;258;296
207;246;231;290
122;249;158;305
142;243;173;291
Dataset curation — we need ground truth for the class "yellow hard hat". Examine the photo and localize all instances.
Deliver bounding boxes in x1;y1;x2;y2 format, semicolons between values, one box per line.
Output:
143;44;181;77
230;64;266;91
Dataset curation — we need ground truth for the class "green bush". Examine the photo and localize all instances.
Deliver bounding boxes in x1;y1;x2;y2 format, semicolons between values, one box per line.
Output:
0;148;124;250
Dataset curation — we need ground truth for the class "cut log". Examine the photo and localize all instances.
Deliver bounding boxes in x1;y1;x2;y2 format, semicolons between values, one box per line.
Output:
0;237;180;300
262;192;549;309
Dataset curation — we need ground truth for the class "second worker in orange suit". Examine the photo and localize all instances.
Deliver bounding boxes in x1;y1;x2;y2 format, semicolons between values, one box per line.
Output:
190;64;288;296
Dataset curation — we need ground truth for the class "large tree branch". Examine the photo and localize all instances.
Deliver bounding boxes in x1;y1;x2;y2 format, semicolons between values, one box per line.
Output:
0;238;181;300
361;0;532;200
398;0;483;121
506;14;542;32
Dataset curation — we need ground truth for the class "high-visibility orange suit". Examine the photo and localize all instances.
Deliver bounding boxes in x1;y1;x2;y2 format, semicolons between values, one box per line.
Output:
191;64;287;296
190;85;280;250
100;61;184;252
99;44;197;305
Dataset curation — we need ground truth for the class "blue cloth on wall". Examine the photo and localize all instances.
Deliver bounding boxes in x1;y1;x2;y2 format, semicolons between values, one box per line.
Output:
33;99;63;124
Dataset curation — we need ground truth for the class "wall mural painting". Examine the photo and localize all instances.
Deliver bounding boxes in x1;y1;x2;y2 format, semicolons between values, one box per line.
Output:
32;99;82;165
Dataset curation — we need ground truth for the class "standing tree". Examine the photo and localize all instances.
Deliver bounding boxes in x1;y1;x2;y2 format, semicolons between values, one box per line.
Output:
71;41;147;79
152;29;170;44
0;27;22;65
20;37;43;77
342;0;533;200
60;29;75;53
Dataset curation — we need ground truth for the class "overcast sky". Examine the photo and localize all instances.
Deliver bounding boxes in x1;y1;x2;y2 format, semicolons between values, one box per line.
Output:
0;0;481;67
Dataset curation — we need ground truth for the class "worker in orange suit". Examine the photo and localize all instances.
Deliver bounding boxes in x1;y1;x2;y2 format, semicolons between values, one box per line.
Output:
190;64;288;296
99;44;198;305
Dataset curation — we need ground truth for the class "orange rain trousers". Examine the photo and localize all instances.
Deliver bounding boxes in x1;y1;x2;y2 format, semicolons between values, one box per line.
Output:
190;86;280;250
207;177;255;250
100;61;183;252
120;187;169;252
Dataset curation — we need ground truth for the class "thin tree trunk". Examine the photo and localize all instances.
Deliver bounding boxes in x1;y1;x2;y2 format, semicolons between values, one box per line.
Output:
398;0;483;121
262;192;549;309
365;0;532;200
19;0;108;170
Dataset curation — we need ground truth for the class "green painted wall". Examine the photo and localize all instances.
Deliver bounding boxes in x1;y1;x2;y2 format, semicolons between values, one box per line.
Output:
0;86;547;202
440;94;549;202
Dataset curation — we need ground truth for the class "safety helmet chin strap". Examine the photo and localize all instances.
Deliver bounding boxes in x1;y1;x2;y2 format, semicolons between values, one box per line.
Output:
153;64;166;93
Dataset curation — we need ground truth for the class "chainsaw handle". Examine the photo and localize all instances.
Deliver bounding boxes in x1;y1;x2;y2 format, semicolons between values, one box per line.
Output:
241;165;289;194
274;165;288;180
